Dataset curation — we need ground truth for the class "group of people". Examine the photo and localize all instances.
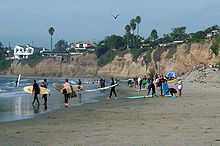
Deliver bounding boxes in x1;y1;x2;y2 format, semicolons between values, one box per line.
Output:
32;79;48;109
129;73;183;97
31;77;118;108
31;78;83;108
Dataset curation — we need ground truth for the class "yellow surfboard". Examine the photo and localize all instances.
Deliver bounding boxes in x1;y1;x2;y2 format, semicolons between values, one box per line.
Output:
167;79;177;84
24;86;49;95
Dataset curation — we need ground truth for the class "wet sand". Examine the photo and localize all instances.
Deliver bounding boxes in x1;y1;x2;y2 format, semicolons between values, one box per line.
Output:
0;82;220;146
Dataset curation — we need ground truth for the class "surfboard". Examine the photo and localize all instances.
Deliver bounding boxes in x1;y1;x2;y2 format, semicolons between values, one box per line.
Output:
126;95;146;99
164;94;172;97
167;79;177;84
84;83;119;92
136;88;147;92
23;86;49;95
16;74;21;87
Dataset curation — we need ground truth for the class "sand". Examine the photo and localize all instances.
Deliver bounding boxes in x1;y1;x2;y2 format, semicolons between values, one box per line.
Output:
0;81;220;146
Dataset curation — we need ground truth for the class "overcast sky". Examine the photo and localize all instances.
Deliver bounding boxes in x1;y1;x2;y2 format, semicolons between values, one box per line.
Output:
0;0;219;48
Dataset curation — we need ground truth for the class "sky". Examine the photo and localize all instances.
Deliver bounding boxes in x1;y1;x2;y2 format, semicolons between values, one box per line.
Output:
0;0;220;48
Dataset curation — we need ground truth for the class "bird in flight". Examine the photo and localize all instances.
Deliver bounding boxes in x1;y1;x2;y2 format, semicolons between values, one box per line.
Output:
112;14;119;20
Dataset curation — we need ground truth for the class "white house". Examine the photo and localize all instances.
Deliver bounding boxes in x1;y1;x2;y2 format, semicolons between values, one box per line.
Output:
14;45;34;59
13;45;49;59
206;30;220;38
71;42;95;51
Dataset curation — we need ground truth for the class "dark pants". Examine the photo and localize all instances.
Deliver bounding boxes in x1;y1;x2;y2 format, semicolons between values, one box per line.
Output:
109;87;117;98
32;93;40;105
139;81;142;90
147;84;156;96
42;94;47;105
160;85;163;96
64;93;70;104
178;89;182;96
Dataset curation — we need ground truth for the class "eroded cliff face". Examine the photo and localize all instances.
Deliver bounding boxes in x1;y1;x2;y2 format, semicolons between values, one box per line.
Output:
98;42;220;77
9;54;98;77
97;54;147;77
5;42;220;77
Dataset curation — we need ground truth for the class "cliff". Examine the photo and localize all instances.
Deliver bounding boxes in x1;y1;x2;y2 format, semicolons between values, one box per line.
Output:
98;42;220;77
4;42;220;78
8;54;98;77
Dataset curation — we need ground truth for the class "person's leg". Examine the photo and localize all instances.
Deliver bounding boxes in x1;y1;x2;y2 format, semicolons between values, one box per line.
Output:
179;89;182;96
64;94;68;104
160;85;163;96
36;94;40;105
32;96;36;105
109;88;113;99
44;95;47;105
152;85;156;96
113;88;117;97
147;86;151;96
67;94;70;104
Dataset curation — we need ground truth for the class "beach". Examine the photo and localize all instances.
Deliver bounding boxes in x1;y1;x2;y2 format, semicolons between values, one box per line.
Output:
0;81;220;146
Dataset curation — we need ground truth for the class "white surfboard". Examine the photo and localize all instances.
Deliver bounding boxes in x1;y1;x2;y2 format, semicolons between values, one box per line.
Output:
126;95;146;99
16;74;21;87
84;83;119;93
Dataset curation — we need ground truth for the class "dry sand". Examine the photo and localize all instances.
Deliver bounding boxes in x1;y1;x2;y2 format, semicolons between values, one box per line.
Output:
0;81;220;146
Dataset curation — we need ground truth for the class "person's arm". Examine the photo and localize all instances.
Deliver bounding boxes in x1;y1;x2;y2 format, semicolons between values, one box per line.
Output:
32;84;35;95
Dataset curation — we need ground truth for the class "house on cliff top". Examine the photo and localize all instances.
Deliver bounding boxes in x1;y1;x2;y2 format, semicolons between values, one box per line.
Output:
14;45;48;60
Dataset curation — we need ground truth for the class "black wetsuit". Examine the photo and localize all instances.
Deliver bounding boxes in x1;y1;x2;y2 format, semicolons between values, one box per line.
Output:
109;79;117;98
147;78;156;96
32;82;40;105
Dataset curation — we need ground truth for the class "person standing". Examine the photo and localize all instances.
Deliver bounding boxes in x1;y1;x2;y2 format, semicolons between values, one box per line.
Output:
32;80;40;106
109;77;117;99
139;77;143;91
78;79;82;86
177;79;183;96
147;77;156;96
76;85;83;103
40;79;48;107
159;75;165;96
62;79;71;107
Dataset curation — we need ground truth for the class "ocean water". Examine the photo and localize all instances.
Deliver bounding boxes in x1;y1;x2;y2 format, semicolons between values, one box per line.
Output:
0;76;108;122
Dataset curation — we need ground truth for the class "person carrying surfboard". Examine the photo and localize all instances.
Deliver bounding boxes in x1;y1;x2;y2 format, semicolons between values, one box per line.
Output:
62;79;72;107
40;79;48;107
108;77;117;100
32;80;40;106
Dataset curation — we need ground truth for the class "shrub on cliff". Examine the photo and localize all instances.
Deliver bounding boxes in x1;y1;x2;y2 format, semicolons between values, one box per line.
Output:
189;31;206;43
130;47;148;61
20;55;43;67
0;59;11;71
97;50;116;66
210;36;220;56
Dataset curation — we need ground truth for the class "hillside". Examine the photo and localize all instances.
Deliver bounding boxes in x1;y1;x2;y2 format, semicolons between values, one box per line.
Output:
3;41;220;78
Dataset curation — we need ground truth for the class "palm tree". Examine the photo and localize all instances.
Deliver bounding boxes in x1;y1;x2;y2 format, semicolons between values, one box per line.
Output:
130;19;137;48
125;25;131;49
130;19;136;34
48;26;55;51
125;25;131;34
135;16;141;36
